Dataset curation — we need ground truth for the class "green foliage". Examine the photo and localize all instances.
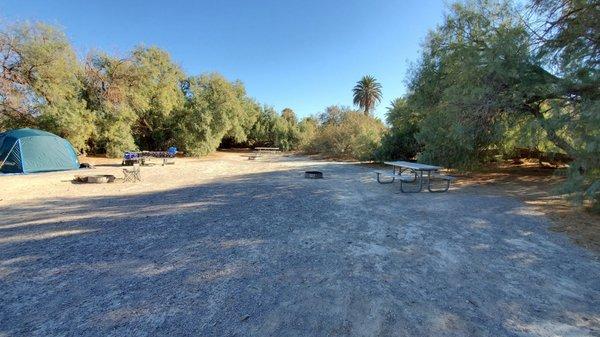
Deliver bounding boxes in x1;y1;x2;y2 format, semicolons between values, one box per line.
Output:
272;108;301;151
498;112;561;158
528;0;600;209
531;0;599;72
385;0;583;167
296;117;319;151
0;22;265;158
352;75;383;115
377;98;421;160
409;0;533;167
0;22;94;152
553;96;600;209
310;106;385;160
37;99;95;152
246;105;279;147
381;0;599;209
172;73;259;156
129;46;186;150
96;107;138;158
82;52;140;156
0;22;390;163
244;106;305;151
318;105;353;126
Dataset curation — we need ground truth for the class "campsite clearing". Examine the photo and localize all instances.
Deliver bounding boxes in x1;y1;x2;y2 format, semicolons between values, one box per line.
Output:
1;152;599;336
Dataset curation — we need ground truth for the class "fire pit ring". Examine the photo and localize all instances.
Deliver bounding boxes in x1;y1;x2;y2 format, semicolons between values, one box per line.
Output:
73;174;116;184
305;171;323;179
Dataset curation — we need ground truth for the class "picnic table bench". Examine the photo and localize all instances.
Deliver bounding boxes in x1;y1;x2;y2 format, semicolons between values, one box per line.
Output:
248;147;281;160
376;161;455;193
255;147;280;153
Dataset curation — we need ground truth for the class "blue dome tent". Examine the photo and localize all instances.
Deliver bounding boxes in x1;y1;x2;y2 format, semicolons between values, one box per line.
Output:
0;128;80;174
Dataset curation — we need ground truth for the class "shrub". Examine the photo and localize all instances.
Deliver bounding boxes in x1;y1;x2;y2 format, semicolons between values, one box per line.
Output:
310;107;384;160
376;98;420;161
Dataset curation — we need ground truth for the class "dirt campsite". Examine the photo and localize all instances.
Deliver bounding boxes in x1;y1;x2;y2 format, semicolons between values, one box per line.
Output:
1;152;598;336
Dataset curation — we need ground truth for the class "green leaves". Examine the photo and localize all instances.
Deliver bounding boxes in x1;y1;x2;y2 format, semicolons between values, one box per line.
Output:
171;73;260;156
0;22;93;152
377;98;421;161
244;106;306;151
395;0;538;167
310;106;385;160
0;22;264;158
352;75;383;115
382;0;599;210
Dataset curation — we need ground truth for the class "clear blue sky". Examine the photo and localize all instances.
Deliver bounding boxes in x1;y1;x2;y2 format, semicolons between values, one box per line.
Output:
1;0;446;120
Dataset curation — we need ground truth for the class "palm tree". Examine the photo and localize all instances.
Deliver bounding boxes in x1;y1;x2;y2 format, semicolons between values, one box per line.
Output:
352;75;382;115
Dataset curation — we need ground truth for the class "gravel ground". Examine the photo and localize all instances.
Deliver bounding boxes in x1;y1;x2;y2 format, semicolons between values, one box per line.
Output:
0;153;599;336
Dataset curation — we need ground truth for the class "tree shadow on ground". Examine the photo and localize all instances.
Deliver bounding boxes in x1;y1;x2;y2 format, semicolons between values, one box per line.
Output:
1;162;599;337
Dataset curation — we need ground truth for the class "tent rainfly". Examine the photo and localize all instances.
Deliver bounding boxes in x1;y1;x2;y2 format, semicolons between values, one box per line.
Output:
0;128;80;174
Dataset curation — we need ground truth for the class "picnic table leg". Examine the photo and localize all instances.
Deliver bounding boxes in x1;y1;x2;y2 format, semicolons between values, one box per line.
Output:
400;168;418;182
400;170;423;193
376;172;395;184
428;179;451;192
427;171;451;193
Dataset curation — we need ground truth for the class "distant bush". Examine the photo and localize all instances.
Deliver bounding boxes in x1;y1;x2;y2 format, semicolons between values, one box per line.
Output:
171;73;259;156
308;106;385;160
272;108;300;151
376;98;420;161
242;106;305;151
296;117;319;152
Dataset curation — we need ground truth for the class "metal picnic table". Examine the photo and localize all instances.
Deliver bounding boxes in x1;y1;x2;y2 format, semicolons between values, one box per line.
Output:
254;147;280;154
378;161;454;193
122;147;178;166
248;147;280;160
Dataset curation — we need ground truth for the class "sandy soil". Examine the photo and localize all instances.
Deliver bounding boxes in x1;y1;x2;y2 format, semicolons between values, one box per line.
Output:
453;162;600;253
1;152;599;336
1;151;291;204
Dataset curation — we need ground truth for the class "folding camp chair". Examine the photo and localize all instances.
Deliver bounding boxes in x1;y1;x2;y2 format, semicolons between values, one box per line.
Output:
123;163;141;182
